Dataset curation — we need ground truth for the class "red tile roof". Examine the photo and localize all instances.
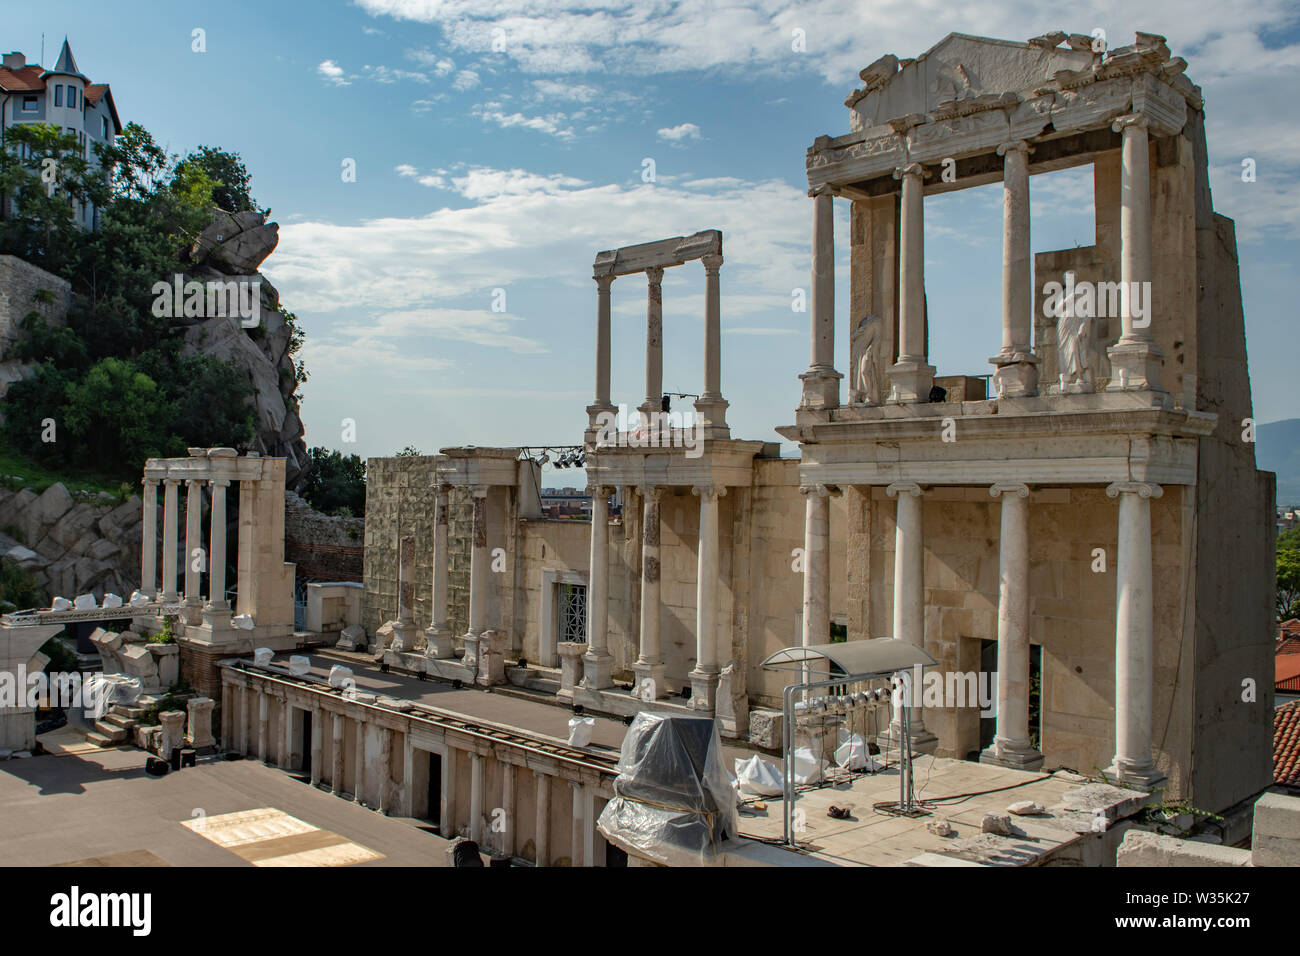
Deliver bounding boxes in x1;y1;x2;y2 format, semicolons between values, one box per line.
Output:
0;65;46;92
1277;701;1300;788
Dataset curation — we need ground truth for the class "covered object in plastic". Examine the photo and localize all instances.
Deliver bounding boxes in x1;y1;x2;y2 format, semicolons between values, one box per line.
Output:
596;713;739;866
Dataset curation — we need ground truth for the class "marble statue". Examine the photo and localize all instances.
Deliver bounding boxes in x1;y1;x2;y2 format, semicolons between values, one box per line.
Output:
851;314;883;404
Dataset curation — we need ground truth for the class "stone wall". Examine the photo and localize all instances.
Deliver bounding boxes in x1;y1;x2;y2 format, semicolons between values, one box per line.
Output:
0;482;142;603
284;490;363;582
0;255;71;402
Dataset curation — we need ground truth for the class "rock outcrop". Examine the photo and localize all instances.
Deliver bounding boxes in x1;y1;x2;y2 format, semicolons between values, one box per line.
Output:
179;210;309;486
0;482;142;604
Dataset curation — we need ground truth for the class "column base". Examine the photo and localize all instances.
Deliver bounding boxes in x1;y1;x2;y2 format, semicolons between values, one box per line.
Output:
878;723;939;755
585;401;617;443
979;742;1044;771
692;397;730;440
688;667;719;712
1105;341;1165;393
798;366;843;411
425;624;456;659
632;661;667;700
989;355;1040;398
581;650;614;690
1105;761;1166;792
886;359;937;404
389;621;421;654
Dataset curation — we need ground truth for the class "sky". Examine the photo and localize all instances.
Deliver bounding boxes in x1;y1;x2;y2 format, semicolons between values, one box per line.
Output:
6;0;1298;485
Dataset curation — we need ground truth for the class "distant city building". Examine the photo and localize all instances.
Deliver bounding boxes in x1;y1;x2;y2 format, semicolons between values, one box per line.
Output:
539;486;621;519
0;39;121;229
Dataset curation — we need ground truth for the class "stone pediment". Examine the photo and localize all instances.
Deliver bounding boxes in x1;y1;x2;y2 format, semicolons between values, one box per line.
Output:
847;33;1096;128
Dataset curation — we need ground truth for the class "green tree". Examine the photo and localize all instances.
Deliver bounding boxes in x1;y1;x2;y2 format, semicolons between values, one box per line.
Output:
61;357;182;475
175;145;264;215
1280;547;1300;620
299;447;366;516
0;123;98;272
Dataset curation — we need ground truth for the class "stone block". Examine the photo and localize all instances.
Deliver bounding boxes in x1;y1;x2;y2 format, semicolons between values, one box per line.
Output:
1116;829;1251;867
1251;792;1300;867
748;709;784;750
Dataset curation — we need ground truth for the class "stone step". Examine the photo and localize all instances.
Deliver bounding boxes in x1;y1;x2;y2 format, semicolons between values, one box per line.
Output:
523;677;561;695
103;712;135;729
85;731;118;748
91;721;127;743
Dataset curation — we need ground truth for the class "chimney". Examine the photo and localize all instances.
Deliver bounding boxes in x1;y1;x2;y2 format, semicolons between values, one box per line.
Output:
2;52;26;71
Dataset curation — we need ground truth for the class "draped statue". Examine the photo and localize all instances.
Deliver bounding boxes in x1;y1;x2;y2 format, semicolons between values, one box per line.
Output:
850;314;883;405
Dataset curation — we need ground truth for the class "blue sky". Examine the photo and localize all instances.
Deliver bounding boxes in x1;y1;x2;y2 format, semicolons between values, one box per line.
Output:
6;1;1298;482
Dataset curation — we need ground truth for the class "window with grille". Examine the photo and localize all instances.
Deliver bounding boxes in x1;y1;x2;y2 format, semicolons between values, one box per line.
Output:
559;583;587;643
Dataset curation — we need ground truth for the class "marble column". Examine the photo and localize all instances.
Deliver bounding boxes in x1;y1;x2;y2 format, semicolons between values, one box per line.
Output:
426;484;454;658
391;535;418;652
1107;115;1164;393
161;478;180;603
331;712;345;796
633;486;666;698
886;481;936;750
205;478;229;612
887;164;936;403
990;141;1039;397
534;771;551;867
281;696;293;768
583;486;614;689
800;485;833;662
1106;481;1165;789
587;274;616;436
570;780;584;867
241;682;252;755
695;254;729;436
470;752;484;843
310;708;323;786
501;762;517;858
354;720;365;803
379;727;392;814
799;187;842;409
981;483;1042;770
257;689;268;762
638;266;665;427
184;478;204;611
464;487;489;656
689;484;725;710
141;477;158;598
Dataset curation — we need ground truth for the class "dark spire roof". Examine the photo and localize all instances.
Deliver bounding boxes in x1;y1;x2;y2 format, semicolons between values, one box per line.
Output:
50;38;84;78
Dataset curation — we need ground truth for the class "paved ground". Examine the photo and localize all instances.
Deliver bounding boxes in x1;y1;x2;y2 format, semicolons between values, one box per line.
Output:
0;729;451;866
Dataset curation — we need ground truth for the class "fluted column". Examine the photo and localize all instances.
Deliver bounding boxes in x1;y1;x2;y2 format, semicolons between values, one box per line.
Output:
633;486;666;698
353;720;365;803
426;483;454;658
470;752;484;843
500;762;517;858
583;485;614;689
886;481;936;751
799;187;842;409
887;164;936;403
1107;115;1164;393
465;487;489;640
799;484;836;685
161;478;180;602
980;483;1042;769
689;484;725;710
391;534;418;652
694;254;729;436
990;141;1039;397
310;707;323;786
1105;481;1165;789
141;477;158;597
184;478;204;611
587;274;616;436
331;712;345;796
378;728;392;814
206;479;229;610
638;266;665;427
534;771;551;867
570;781;585;867
257;689;268;762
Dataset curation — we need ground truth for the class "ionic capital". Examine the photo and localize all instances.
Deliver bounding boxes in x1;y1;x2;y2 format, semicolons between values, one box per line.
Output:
639;485;663;503
644;266;664;286
799;483;841;498
142;477;159;488
691;484;726;501
1106;481;1163;500
162;476;181;487
808;184;838;199
586;484;615;499
209;478;231;489
893;162;927;181
1111;113;1151;134
996;139;1032;157
701;253;723;275
990;482;1030;499
470;485;490;499
885;481;923;498
593;273;615;290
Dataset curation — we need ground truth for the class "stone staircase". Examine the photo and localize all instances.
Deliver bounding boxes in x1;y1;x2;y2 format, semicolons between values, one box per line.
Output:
505;664;561;696
84;703;145;748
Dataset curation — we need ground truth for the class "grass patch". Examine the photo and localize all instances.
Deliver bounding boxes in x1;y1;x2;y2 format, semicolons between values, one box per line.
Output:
0;435;125;497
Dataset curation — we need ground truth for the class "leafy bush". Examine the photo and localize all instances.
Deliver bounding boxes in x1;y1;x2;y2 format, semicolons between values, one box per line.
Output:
0;557;45;612
300;446;366;516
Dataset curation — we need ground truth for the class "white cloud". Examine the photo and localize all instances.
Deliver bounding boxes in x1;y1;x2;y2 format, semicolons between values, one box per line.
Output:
395;164;418;177
532;79;598;102
407;48;456;76
657;122;701;142
473;106;575;140
453;69;482;91
317;59;349;86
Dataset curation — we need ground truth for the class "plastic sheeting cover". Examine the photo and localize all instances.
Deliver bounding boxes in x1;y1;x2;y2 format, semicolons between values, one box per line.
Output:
596;713;739;867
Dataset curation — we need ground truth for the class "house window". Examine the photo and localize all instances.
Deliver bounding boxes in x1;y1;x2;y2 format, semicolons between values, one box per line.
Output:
21;96;37;112
70;87;77;109
54;86;62;107
559;583;587;643
102;116;108;138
